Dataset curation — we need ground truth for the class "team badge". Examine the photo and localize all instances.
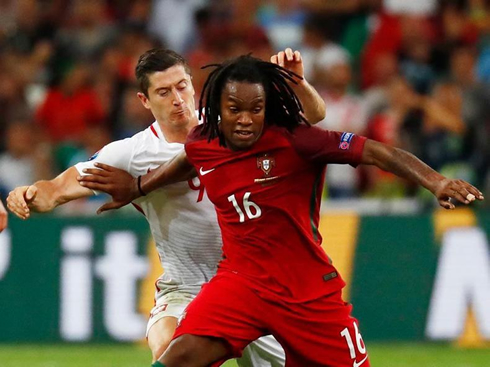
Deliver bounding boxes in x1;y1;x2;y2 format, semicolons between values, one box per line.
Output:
257;154;275;176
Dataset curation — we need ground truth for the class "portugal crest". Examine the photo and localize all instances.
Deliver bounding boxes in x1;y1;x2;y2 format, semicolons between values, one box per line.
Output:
257;154;275;176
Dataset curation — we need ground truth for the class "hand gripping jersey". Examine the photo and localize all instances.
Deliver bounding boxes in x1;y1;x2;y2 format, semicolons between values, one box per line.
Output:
185;124;366;302
76;122;222;296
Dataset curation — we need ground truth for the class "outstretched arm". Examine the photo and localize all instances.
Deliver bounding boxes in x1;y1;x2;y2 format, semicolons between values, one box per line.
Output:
78;150;195;213
0;200;7;232
361;139;484;209
7;167;94;219
271;48;326;124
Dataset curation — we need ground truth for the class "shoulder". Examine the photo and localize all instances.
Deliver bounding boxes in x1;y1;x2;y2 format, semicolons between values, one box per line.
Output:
186;125;207;145
282;124;366;163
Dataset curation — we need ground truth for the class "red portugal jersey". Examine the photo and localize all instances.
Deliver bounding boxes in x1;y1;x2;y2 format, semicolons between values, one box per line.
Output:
185;124;367;302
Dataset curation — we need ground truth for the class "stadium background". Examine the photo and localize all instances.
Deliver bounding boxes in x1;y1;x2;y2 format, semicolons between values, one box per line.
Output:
0;0;489;366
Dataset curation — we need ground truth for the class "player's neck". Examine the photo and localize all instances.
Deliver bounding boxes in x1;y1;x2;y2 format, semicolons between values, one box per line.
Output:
157;117;198;144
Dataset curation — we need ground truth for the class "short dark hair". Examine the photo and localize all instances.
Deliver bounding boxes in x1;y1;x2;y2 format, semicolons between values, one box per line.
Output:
199;55;308;146
135;48;191;97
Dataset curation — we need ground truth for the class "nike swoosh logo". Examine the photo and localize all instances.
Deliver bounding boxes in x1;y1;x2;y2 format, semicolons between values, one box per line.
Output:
199;167;216;176
353;355;368;367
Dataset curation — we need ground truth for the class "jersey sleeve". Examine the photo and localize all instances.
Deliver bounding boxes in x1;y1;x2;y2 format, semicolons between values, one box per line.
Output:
74;139;135;194
288;124;366;166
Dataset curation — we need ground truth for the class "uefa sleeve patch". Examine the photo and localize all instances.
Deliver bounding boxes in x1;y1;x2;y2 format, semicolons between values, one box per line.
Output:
339;132;354;150
88;150;100;161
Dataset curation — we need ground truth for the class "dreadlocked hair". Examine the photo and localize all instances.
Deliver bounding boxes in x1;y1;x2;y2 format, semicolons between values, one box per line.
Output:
198;54;309;146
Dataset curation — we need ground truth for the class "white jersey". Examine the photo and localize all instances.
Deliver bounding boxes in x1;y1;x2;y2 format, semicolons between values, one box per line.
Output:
75;122;222;296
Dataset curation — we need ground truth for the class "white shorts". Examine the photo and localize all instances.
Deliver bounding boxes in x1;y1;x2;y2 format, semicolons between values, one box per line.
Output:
146;291;194;336
239;334;286;367
147;289;285;366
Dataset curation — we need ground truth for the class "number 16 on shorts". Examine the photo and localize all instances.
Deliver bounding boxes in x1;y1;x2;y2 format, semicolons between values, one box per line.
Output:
340;320;369;367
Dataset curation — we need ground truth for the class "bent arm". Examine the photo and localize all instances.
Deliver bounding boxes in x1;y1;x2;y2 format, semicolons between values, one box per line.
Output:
292;79;326;124
271;48;326;124
31;167;94;210
140;150;195;195
360;139;483;208
76;151;195;214
7;167;93;218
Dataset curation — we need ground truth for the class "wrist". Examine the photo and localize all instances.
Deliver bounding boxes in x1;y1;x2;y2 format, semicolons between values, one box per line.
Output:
425;173;447;195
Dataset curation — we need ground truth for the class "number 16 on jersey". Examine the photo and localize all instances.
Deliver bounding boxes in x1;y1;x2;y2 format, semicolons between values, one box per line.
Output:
227;192;262;223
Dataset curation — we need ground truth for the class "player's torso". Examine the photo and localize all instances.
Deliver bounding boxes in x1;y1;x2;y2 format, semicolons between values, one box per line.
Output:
130;124;222;293
187;127;341;301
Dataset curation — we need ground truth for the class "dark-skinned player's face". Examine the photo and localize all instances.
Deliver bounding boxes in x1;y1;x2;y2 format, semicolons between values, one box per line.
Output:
219;81;266;150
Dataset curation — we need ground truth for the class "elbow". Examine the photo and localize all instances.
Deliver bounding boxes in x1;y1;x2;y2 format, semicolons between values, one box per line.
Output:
307;104;327;125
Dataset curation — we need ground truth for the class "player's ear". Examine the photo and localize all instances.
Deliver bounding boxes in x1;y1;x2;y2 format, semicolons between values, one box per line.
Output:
137;92;151;109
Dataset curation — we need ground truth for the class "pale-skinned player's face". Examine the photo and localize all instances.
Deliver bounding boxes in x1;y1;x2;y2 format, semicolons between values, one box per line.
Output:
138;64;196;131
220;81;266;151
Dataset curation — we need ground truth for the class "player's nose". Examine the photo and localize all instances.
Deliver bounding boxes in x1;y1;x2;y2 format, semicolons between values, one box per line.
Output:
237;112;253;125
172;90;184;106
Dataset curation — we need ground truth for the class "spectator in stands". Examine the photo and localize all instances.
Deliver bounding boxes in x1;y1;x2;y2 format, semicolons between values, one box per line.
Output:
449;46;490;192
55;0;117;62
35;62;106;144
0;120;51;197
147;0;206;54
257;0;307;51
315;54;369;198
301;15;351;82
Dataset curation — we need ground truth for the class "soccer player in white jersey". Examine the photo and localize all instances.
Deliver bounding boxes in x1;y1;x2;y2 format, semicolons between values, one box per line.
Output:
7;48;326;365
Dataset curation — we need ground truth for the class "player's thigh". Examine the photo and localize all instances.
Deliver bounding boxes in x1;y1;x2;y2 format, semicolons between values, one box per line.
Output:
161;334;230;367
148;316;178;362
174;273;266;360
272;292;369;367
146;291;194;361
238;335;285;367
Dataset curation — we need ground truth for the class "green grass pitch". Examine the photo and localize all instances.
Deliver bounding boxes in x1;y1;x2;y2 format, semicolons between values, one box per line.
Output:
0;343;489;366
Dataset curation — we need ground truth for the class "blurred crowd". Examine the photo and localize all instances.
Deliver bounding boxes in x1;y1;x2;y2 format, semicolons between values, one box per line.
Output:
0;0;489;209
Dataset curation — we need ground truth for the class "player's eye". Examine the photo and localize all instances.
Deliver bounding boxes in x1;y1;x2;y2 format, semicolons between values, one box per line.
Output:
159;90;169;97
177;82;187;90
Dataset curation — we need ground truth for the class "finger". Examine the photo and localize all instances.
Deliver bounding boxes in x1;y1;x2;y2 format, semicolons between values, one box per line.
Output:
293;50;301;62
8;187;29;211
93;162;115;171
97;201;125;214
7;199;29;219
78;175;109;184
81;168;110;177
450;188;470;204
270;55;278;64
285;48;294;61
277;51;285;67
463;183;484;200
439;198;455;210
10;200;30;219
79;181;112;192
25;186;38;202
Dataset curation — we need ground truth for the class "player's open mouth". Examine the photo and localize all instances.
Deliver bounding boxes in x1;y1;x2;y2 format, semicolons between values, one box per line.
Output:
234;131;254;140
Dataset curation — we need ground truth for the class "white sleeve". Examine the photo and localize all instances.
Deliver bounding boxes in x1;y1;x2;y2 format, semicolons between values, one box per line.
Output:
74;139;135;194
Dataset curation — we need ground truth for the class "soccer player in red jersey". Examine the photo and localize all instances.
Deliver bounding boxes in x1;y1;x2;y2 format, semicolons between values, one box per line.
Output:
78;55;484;367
